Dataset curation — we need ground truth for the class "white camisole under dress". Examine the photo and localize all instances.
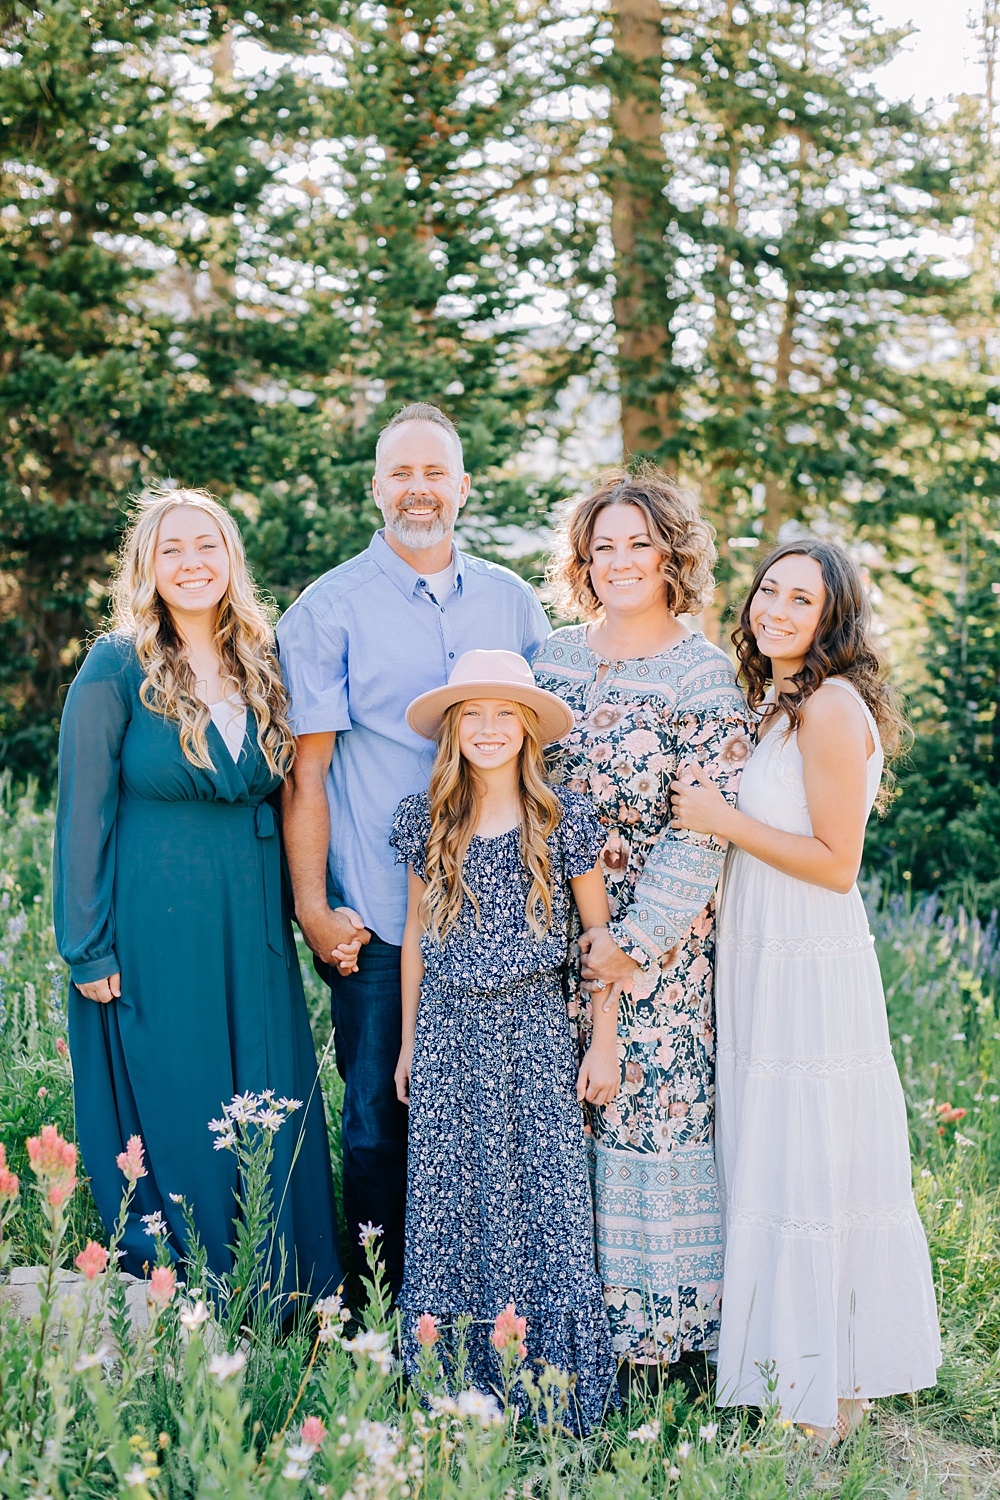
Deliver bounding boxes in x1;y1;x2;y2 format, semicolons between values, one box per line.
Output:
714;677;941;1428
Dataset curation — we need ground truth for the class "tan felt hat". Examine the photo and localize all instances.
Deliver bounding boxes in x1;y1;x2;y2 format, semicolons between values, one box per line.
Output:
405;649;575;744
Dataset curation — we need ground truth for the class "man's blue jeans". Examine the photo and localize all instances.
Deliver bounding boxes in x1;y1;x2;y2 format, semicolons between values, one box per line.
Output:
318;935;408;1295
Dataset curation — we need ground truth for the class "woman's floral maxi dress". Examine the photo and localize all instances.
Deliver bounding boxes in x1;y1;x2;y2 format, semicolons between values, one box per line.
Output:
533;627;752;1362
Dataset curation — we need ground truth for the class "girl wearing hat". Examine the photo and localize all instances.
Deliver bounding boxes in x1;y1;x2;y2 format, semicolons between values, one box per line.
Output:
390;649;619;1430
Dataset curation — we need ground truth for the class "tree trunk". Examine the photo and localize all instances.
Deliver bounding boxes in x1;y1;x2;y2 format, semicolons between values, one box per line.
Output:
609;0;669;460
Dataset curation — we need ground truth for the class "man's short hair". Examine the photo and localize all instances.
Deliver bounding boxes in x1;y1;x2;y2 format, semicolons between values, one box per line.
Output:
375;403;464;472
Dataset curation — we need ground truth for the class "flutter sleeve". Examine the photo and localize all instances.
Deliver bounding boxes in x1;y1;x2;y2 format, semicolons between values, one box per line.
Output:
53;636;134;985
608;657;752;968
556;788;605;880
389;793;430;882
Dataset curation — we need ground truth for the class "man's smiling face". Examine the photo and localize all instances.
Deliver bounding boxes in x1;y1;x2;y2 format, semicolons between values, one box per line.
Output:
372;420;470;551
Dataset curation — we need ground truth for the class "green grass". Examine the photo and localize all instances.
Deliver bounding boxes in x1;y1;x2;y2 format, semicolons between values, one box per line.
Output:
1;778;998;1497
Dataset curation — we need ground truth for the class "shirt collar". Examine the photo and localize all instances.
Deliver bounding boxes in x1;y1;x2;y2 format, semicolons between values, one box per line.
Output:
369;529;465;600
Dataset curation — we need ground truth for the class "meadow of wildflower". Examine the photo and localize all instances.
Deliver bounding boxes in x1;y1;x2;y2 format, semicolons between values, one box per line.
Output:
1;775;999;1499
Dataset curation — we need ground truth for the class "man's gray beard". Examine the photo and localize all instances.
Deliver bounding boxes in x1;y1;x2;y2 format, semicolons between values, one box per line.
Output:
385;507;456;550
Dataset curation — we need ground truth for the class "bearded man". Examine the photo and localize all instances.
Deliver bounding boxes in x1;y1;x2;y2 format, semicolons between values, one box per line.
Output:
277;403;548;1293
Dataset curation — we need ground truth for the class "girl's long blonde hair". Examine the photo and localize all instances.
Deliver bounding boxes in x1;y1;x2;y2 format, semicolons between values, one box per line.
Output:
108;484;294;777
422;701;563;944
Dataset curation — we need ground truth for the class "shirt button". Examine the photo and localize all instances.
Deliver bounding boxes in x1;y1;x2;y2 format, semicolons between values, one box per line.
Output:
448;652;455;658
418;579;426;587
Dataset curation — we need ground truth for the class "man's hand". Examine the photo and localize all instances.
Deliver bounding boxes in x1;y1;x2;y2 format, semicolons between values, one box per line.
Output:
77;973;121;1004
298;904;370;975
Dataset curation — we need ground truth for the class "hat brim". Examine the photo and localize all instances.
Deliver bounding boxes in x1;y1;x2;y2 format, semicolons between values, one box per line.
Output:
406;679;575;745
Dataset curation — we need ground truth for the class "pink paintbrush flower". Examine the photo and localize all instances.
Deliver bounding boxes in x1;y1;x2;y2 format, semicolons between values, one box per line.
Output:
0;1144;18;1203
116;1135;147;1183
75;1241;109;1280
26;1124;77;1205
416;1313;439;1347
148;1265;176;1308
490;1302;528;1358
300;1416;327;1449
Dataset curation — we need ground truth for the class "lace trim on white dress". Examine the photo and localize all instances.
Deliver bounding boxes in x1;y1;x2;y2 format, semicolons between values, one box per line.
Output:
717;1041;895;1076
727;1202;919;1239
718;929;875;955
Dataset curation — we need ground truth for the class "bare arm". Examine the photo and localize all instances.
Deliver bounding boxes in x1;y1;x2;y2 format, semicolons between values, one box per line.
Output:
394;866;426;1104
571;865;620;1107
670;687;873;894
282;731;370;969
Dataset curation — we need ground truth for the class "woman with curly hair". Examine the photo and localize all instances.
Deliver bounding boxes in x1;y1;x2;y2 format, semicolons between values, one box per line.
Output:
532;469;752;1368
670;539;940;1441
54;486;341;1296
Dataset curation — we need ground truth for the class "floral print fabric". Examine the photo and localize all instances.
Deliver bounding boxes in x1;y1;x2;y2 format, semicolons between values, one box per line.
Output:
390;786;618;1432
533;627;752;1362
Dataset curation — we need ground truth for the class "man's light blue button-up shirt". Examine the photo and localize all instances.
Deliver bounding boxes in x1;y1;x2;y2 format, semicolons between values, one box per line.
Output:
276;529;550;945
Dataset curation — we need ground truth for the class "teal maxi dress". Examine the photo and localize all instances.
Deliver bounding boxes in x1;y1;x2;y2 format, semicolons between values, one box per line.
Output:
53;633;342;1296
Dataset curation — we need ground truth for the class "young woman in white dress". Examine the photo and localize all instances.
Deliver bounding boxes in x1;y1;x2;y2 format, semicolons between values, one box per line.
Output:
670;538;940;1443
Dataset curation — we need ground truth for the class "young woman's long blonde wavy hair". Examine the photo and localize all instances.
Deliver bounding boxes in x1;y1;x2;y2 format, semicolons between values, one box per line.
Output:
108;484;294;777
422;701;563;944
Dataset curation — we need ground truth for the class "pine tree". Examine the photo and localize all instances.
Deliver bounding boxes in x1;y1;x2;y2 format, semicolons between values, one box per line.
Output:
240;0;604;596
0;0;592;778
600;0;963;611
865;9;1000;903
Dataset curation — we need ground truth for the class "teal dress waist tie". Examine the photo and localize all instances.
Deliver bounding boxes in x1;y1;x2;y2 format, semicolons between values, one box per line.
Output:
254;801;286;962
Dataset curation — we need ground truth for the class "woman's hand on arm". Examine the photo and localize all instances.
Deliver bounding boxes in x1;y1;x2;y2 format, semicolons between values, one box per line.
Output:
77;973;121;1004
578;925;635;1007
395;866;425;1104
668;767;736;840
571;865;625;1013
670;690;871;893
569;866;622;1105
575;870;629;1008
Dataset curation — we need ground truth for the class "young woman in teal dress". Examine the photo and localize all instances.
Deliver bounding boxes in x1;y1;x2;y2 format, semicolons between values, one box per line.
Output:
532;470;752;1365
54;486;341;1298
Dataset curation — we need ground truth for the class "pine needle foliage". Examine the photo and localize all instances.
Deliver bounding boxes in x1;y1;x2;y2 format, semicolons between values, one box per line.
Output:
0;0;595;780
603;1;966;570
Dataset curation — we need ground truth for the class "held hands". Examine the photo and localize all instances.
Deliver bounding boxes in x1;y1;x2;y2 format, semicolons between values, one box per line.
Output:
77;973;121;1005
669;763;731;838
298;903;371;976
329;907;369;975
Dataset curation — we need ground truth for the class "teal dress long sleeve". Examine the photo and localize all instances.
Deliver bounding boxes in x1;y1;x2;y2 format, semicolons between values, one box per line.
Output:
54;634;342;1296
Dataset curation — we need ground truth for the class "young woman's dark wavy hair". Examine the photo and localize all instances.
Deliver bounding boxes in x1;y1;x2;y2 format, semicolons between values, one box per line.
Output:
734;538;909;808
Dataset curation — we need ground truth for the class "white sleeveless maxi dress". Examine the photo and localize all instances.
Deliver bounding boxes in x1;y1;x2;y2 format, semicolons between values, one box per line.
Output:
714;679;940;1428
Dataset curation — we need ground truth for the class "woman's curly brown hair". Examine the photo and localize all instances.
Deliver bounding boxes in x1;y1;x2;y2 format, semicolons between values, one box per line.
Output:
734;538;910;810
547;466;716;620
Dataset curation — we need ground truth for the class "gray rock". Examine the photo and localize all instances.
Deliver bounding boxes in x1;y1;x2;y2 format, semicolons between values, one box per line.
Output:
0;1265;150;1333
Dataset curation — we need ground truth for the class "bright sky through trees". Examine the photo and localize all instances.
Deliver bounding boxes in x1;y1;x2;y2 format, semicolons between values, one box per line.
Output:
870;0;985;106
